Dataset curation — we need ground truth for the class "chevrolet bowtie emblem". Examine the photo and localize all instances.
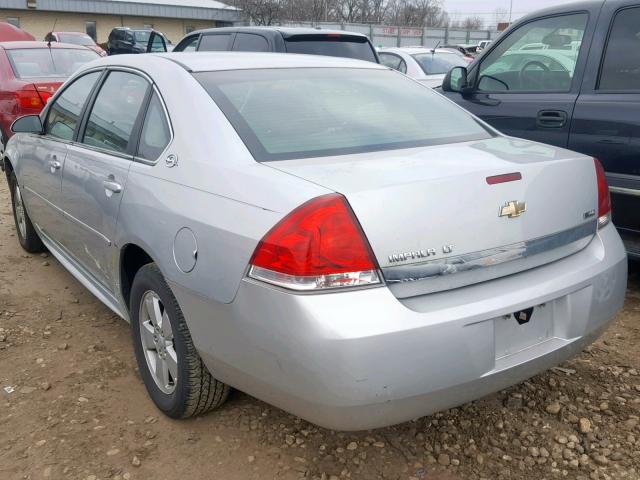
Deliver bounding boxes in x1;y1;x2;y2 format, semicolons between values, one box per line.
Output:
499;201;527;218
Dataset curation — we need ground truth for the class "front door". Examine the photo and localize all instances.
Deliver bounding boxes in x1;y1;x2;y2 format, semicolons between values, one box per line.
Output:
18;71;102;241
59;70;150;289
442;12;592;148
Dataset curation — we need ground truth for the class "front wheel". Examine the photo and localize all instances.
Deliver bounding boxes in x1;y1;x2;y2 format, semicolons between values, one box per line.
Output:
9;172;45;253
130;263;230;418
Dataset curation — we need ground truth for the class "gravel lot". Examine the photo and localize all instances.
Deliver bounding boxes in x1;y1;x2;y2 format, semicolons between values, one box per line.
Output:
0;178;638;480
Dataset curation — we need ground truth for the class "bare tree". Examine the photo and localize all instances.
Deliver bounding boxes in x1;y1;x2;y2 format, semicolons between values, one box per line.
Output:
230;0;286;25
450;15;484;30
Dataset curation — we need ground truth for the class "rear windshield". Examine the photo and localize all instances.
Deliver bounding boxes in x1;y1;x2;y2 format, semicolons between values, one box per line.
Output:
7;48;99;79
57;34;95;46
413;52;468;75
195;68;492;161
284;35;377;62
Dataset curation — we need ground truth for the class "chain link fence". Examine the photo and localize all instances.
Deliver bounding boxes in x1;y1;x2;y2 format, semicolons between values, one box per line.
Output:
277;21;500;47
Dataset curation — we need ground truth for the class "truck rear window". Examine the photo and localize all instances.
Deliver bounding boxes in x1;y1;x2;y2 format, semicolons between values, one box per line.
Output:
284;35;377;63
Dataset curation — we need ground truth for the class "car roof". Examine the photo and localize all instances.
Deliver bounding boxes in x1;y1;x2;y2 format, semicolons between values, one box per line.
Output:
86;51;385;73
0;41;90;50
379;47;459;55
186;26;368;39
53;32;90;36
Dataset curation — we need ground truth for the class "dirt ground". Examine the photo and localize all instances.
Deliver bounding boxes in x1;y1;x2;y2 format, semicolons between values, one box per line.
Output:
0;178;638;480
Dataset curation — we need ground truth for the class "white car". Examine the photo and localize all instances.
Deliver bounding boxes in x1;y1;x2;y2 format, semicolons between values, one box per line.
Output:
378;47;469;88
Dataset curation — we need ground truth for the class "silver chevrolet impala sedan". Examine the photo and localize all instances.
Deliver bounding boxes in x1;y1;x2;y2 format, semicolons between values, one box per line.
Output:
3;53;627;430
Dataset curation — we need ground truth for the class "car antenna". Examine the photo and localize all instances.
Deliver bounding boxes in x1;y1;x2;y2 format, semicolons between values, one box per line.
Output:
48;18;58;48
432;40;440;56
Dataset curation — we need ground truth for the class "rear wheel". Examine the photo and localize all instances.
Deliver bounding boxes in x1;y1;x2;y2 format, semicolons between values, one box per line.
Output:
9;172;45;253
130;263;230;418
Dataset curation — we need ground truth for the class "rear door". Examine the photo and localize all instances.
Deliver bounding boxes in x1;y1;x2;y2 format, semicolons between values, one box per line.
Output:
569;2;640;239
59;69;150;289
18;71;102;242
442;10;597;148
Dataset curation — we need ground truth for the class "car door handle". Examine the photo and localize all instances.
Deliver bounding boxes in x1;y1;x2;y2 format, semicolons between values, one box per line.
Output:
48;160;62;172
537;110;567;128
103;180;122;194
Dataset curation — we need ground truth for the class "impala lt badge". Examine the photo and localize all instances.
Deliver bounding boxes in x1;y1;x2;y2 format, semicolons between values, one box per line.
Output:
499;200;527;218
388;245;454;263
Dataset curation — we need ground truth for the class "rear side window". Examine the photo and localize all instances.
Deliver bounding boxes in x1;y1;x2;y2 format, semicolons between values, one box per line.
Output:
199;34;232;51
83;71;149;154
598;7;640;91
7;48;98;78
196;68;492;161
45;71;101;141
284;35;377;62
232;33;269;52
137;92;171;160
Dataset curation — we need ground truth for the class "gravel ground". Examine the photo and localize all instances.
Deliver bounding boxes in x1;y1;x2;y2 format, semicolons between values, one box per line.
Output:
0;178;638;480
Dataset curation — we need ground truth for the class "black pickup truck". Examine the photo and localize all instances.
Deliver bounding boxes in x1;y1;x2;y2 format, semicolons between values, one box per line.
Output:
440;0;639;257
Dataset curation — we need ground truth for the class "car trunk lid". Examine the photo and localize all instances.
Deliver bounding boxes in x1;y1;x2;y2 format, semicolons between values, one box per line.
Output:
266;137;598;299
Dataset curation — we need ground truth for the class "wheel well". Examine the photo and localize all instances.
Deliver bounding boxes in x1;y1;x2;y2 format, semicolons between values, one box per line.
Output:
3;157;13;182
120;244;154;309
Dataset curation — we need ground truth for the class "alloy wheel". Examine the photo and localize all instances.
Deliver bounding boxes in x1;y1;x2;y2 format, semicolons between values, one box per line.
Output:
139;290;178;394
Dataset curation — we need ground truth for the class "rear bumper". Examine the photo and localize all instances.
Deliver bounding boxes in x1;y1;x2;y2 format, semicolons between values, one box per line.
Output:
173;224;627;431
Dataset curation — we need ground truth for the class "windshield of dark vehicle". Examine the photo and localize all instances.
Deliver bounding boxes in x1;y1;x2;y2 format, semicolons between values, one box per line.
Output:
58;34;95;46
196;68;492;161
7;48;99;78
412;52;468;75
284;35;377;62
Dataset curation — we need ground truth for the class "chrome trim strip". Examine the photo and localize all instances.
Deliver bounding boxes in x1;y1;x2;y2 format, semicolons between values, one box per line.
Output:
609;186;640;197
383;220;597;284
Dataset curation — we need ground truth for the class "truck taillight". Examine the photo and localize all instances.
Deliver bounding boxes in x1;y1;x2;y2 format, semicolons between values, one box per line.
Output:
594;158;611;228
248;194;381;291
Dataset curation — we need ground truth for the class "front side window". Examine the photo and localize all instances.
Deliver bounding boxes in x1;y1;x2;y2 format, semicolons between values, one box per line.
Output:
379;53;407;74
137;92;171;160
199;34;232;51
45;71;101;141
598;7;640;91
7;48;99;78
196;68;492;161
477;13;588;92
412;52;467;75
177;35;199;52
83;71;149;154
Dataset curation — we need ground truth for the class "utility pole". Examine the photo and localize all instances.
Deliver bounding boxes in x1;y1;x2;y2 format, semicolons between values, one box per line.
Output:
508;0;514;23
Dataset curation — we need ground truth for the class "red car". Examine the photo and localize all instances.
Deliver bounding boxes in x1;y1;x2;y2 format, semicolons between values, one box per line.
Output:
45;31;107;57
0;41;99;145
0;22;35;42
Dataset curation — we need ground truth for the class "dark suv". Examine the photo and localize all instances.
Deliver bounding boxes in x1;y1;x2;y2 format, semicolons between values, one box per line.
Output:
440;0;640;257
173;26;379;63
107;27;168;55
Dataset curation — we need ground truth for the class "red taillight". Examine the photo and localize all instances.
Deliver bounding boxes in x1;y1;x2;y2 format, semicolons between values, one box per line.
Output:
15;85;43;110
248;194;381;291
594;158;611;228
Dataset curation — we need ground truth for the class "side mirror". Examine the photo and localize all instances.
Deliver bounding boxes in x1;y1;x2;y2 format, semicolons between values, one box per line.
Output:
442;66;469;93
12;115;44;135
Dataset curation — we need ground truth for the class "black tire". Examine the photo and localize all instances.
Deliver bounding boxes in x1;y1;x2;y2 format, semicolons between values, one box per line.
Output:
130;263;229;418
8;172;45;253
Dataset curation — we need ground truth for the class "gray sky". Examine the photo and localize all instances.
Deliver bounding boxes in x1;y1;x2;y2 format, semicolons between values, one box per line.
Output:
444;0;580;25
